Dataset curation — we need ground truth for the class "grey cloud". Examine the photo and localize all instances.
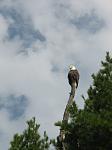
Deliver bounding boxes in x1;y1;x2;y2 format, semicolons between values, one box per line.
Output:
0;94;28;120
0;8;46;48
53;1;105;33
0;0;111;149
71;12;105;33
51;63;60;73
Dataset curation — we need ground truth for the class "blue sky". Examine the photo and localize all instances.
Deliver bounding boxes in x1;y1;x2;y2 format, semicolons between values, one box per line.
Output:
0;0;112;149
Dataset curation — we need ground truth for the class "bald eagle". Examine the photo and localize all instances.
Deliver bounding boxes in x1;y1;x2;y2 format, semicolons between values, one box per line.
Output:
68;65;79;95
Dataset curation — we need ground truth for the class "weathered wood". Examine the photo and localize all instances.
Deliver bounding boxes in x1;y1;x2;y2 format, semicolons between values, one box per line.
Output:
59;83;76;150
63;82;76;122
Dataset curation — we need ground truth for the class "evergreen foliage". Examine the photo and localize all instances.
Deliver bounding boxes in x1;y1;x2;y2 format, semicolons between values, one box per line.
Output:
9;117;50;150
56;52;112;150
9;52;112;150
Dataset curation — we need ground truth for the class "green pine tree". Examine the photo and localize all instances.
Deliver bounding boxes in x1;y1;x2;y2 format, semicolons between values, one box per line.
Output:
9;117;50;150
55;52;112;150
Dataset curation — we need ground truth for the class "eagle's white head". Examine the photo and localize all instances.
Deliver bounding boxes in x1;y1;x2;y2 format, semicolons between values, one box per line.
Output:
69;64;76;70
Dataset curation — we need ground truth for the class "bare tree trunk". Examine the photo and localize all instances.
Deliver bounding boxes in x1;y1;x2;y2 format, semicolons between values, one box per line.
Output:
59;82;76;150
63;82;76;122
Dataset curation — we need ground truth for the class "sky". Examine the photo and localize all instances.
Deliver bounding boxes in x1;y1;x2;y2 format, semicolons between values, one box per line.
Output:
0;0;112;149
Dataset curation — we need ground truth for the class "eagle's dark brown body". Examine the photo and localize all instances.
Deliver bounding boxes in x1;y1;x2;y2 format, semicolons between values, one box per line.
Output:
68;69;79;88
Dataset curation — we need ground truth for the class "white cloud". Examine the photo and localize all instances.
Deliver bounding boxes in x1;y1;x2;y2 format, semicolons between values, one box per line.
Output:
0;15;9;40
0;0;112;149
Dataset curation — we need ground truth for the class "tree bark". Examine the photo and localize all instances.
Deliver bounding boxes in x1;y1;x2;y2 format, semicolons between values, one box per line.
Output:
60;82;76;150
63;83;76;122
